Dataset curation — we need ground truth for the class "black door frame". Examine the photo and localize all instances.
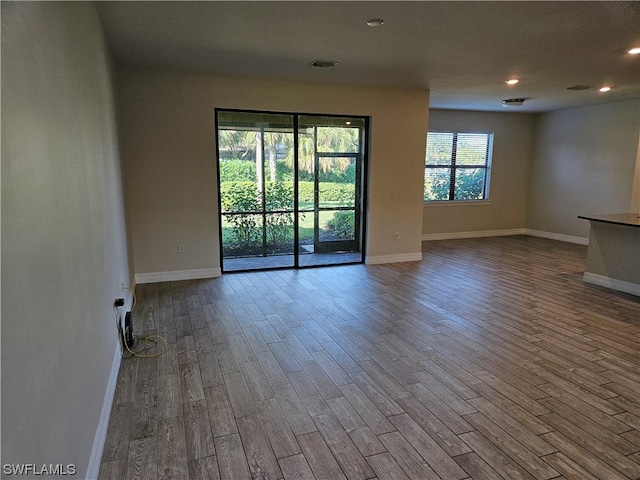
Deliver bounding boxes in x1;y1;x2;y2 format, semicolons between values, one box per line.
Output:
215;108;368;272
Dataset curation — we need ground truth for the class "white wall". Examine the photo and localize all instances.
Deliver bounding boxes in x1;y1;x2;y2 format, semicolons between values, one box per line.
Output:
1;3;131;476
527;100;640;238
116;67;430;278
423;109;535;236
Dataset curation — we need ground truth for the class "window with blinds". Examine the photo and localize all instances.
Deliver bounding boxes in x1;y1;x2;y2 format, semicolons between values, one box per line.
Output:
424;131;493;201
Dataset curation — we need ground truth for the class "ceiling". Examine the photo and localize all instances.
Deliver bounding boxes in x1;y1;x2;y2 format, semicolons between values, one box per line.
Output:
96;1;640;113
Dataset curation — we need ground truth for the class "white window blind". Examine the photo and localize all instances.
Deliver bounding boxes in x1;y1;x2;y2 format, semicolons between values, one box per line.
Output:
424;131;493;201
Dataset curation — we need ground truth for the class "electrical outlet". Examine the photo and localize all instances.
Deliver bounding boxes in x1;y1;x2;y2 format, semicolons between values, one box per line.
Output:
394;232;400;240
178;244;186;253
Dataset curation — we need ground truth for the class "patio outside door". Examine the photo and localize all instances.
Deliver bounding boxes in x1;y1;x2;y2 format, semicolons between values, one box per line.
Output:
217;110;366;272
298;116;363;259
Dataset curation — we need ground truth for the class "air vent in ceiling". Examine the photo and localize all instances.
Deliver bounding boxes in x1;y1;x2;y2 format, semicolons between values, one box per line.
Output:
502;98;527;107
567;85;593;91
309;60;338;69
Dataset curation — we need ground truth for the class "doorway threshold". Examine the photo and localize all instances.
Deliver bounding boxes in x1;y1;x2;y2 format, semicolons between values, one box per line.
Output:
223;251;362;272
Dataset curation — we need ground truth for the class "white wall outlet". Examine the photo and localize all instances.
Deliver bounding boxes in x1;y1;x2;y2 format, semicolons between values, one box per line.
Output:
178;244;186;253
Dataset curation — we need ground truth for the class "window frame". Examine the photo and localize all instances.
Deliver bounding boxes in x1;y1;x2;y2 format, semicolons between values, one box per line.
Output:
423;130;494;203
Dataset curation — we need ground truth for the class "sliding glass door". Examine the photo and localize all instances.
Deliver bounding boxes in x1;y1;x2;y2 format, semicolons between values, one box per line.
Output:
297;115;364;266
216;110;366;272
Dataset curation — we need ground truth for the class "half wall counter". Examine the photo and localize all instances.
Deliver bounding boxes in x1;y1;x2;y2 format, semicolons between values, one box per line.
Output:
578;213;640;297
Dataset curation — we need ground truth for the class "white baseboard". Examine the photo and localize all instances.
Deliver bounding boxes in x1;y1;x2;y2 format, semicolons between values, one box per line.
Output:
420;228;589;246
524;229;589;245
366;252;423;265
422;228;525;241
86;341;121;480
135;267;222;284
583;272;640;297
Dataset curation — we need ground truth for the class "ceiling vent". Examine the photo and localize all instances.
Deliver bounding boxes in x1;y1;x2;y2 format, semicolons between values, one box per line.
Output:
309;60;338;69
567;85;593;91
502;98;527;107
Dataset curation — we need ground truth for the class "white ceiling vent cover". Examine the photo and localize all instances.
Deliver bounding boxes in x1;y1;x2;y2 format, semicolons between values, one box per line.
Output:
502;98;527;107
309;60;338;69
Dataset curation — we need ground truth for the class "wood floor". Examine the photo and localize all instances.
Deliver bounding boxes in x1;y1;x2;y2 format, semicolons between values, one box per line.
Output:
99;235;640;480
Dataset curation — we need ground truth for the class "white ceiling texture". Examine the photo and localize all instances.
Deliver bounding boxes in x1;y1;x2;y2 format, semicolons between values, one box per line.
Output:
96;1;640;112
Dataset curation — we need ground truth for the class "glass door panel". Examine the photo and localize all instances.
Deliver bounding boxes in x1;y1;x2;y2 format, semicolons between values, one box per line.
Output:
217;110;366;271
297;115;365;266
218;110;295;271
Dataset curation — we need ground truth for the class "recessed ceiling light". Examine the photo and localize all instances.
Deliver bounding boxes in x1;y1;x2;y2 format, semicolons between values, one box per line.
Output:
599;86;611;92
367;19;384;27
628;47;640;55
505;79;519;85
